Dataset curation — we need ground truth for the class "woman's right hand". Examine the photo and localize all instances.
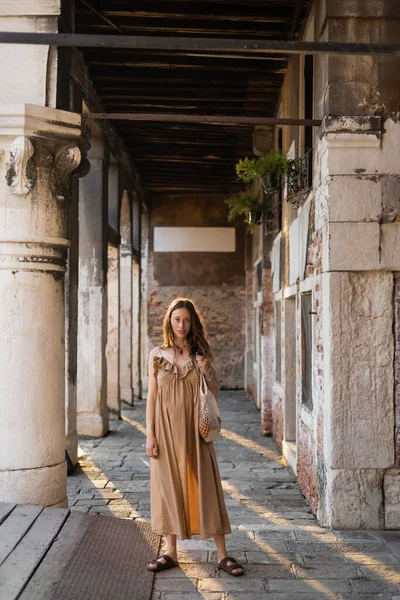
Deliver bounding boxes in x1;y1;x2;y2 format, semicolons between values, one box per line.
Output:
146;434;159;459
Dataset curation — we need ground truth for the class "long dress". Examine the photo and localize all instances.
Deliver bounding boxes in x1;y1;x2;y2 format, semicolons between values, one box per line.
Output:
150;347;231;540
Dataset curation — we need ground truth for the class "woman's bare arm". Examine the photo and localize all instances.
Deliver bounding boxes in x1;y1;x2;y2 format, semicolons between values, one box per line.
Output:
146;347;159;459
195;355;220;396
205;362;220;397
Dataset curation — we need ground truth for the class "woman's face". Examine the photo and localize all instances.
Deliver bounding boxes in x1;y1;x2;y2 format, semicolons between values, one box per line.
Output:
170;307;192;339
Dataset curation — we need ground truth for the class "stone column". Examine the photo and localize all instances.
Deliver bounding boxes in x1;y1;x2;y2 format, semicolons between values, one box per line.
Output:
131;259;141;400
119;190;133;405
65;174;80;465
107;243;120;418
0;104;83;506
140;208;150;394
77;138;109;436
106;161;120;418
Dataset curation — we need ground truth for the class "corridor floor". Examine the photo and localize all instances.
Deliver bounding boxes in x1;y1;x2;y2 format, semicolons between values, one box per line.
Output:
68;391;400;600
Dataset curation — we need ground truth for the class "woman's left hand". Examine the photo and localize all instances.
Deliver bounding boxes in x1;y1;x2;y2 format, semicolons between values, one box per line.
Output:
195;354;209;373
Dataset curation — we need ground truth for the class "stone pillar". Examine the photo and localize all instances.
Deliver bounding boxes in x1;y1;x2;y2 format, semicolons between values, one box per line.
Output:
140;208;150;394
119;190;133;405
311;0;400;529
77;137;109;436
107;243;120;418
106;161;120;418
315;116;399;528
132;259;141;399
65;174;80;465
0;104;83;506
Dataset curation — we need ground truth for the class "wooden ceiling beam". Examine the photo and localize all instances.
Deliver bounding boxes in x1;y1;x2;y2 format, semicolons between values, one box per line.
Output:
1;33;399;56
84;113;321;126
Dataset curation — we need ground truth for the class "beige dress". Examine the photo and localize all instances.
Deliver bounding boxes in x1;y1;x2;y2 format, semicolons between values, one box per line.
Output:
150;348;231;540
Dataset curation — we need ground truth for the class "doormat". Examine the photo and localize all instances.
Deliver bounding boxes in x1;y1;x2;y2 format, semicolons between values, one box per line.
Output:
51;516;160;600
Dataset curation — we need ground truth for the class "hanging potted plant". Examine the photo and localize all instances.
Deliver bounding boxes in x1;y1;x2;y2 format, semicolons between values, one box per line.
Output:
225;189;263;231
235;150;289;195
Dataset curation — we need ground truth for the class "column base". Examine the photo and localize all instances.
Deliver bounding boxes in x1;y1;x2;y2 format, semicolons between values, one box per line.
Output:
77;412;108;437
0;461;67;507
384;469;400;529
121;387;133;405
320;468;385;529
66;432;78;466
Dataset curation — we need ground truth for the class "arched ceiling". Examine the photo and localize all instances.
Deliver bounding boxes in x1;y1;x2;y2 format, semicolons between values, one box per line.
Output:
75;1;312;194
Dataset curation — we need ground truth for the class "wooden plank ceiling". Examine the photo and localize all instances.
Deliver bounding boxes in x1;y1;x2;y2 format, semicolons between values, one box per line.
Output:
75;1;312;194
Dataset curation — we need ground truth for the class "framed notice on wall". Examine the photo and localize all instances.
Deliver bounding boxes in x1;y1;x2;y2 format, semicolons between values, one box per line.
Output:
153;227;236;252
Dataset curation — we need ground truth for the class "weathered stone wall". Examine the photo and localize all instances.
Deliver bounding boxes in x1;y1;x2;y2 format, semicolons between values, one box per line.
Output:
269;0;400;529
272;393;284;449
147;193;246;389
395;273;400;468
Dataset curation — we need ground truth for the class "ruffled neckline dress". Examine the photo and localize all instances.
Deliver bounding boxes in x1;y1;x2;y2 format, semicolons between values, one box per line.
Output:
150;351;231;540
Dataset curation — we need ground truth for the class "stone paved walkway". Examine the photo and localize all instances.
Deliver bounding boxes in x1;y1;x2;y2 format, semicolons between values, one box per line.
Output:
68;391;400;600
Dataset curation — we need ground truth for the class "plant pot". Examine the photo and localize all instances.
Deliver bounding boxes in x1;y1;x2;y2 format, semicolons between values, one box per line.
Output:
248;209;263;225
260;175;281;196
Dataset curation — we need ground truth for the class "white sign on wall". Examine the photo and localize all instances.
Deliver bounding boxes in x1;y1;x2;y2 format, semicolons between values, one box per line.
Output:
154;227;236;252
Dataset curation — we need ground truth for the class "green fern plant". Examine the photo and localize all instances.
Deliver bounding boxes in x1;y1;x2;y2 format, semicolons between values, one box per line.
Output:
225;189;264;233
236;150;289;192
225;190;262;222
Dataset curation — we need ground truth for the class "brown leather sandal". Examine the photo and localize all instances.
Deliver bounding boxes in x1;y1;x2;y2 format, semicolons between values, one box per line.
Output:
217;556;244;577
147;554;178;572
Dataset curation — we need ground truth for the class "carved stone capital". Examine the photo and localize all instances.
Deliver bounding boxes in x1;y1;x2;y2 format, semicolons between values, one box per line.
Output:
5;136;36;197
52;145;82;201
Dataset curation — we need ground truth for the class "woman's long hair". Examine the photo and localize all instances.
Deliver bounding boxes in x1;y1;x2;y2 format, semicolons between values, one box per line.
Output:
162;297;213;361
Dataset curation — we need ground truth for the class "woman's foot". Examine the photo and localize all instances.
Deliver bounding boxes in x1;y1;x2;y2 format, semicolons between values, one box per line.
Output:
217;556;244;576
147;553;178;572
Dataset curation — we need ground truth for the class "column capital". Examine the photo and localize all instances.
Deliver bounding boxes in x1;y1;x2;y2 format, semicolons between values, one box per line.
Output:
0;104;87;272
0;103;81;140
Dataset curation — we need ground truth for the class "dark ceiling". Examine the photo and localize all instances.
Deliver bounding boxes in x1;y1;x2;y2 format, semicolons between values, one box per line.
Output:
75;1;312;194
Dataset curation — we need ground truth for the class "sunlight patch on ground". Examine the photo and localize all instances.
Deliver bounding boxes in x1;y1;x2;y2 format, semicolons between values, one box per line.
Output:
121;414;147;436
220;428;281;462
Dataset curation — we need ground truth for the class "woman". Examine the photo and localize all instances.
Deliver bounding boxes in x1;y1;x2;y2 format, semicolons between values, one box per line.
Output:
146;297;244;576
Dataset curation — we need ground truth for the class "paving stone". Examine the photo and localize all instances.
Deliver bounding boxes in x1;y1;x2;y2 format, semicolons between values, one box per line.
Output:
334;530;378;541
161;593;224;600
198;578;265;593
268;578;352;594
300;553;349;565
286;541;387;554
75;499;110;506
294;530;338;542
358;565;400;582
346;553;400;565
153;577;199;592
293;564;360;579
254;530;296;540
226;595;344;600
351;579;400;594
70;505;90;513
245;551;303;565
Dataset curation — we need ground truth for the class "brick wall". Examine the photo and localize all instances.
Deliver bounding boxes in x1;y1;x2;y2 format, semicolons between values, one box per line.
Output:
261;268;274;433
147;192;246;389
297;420;319;513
